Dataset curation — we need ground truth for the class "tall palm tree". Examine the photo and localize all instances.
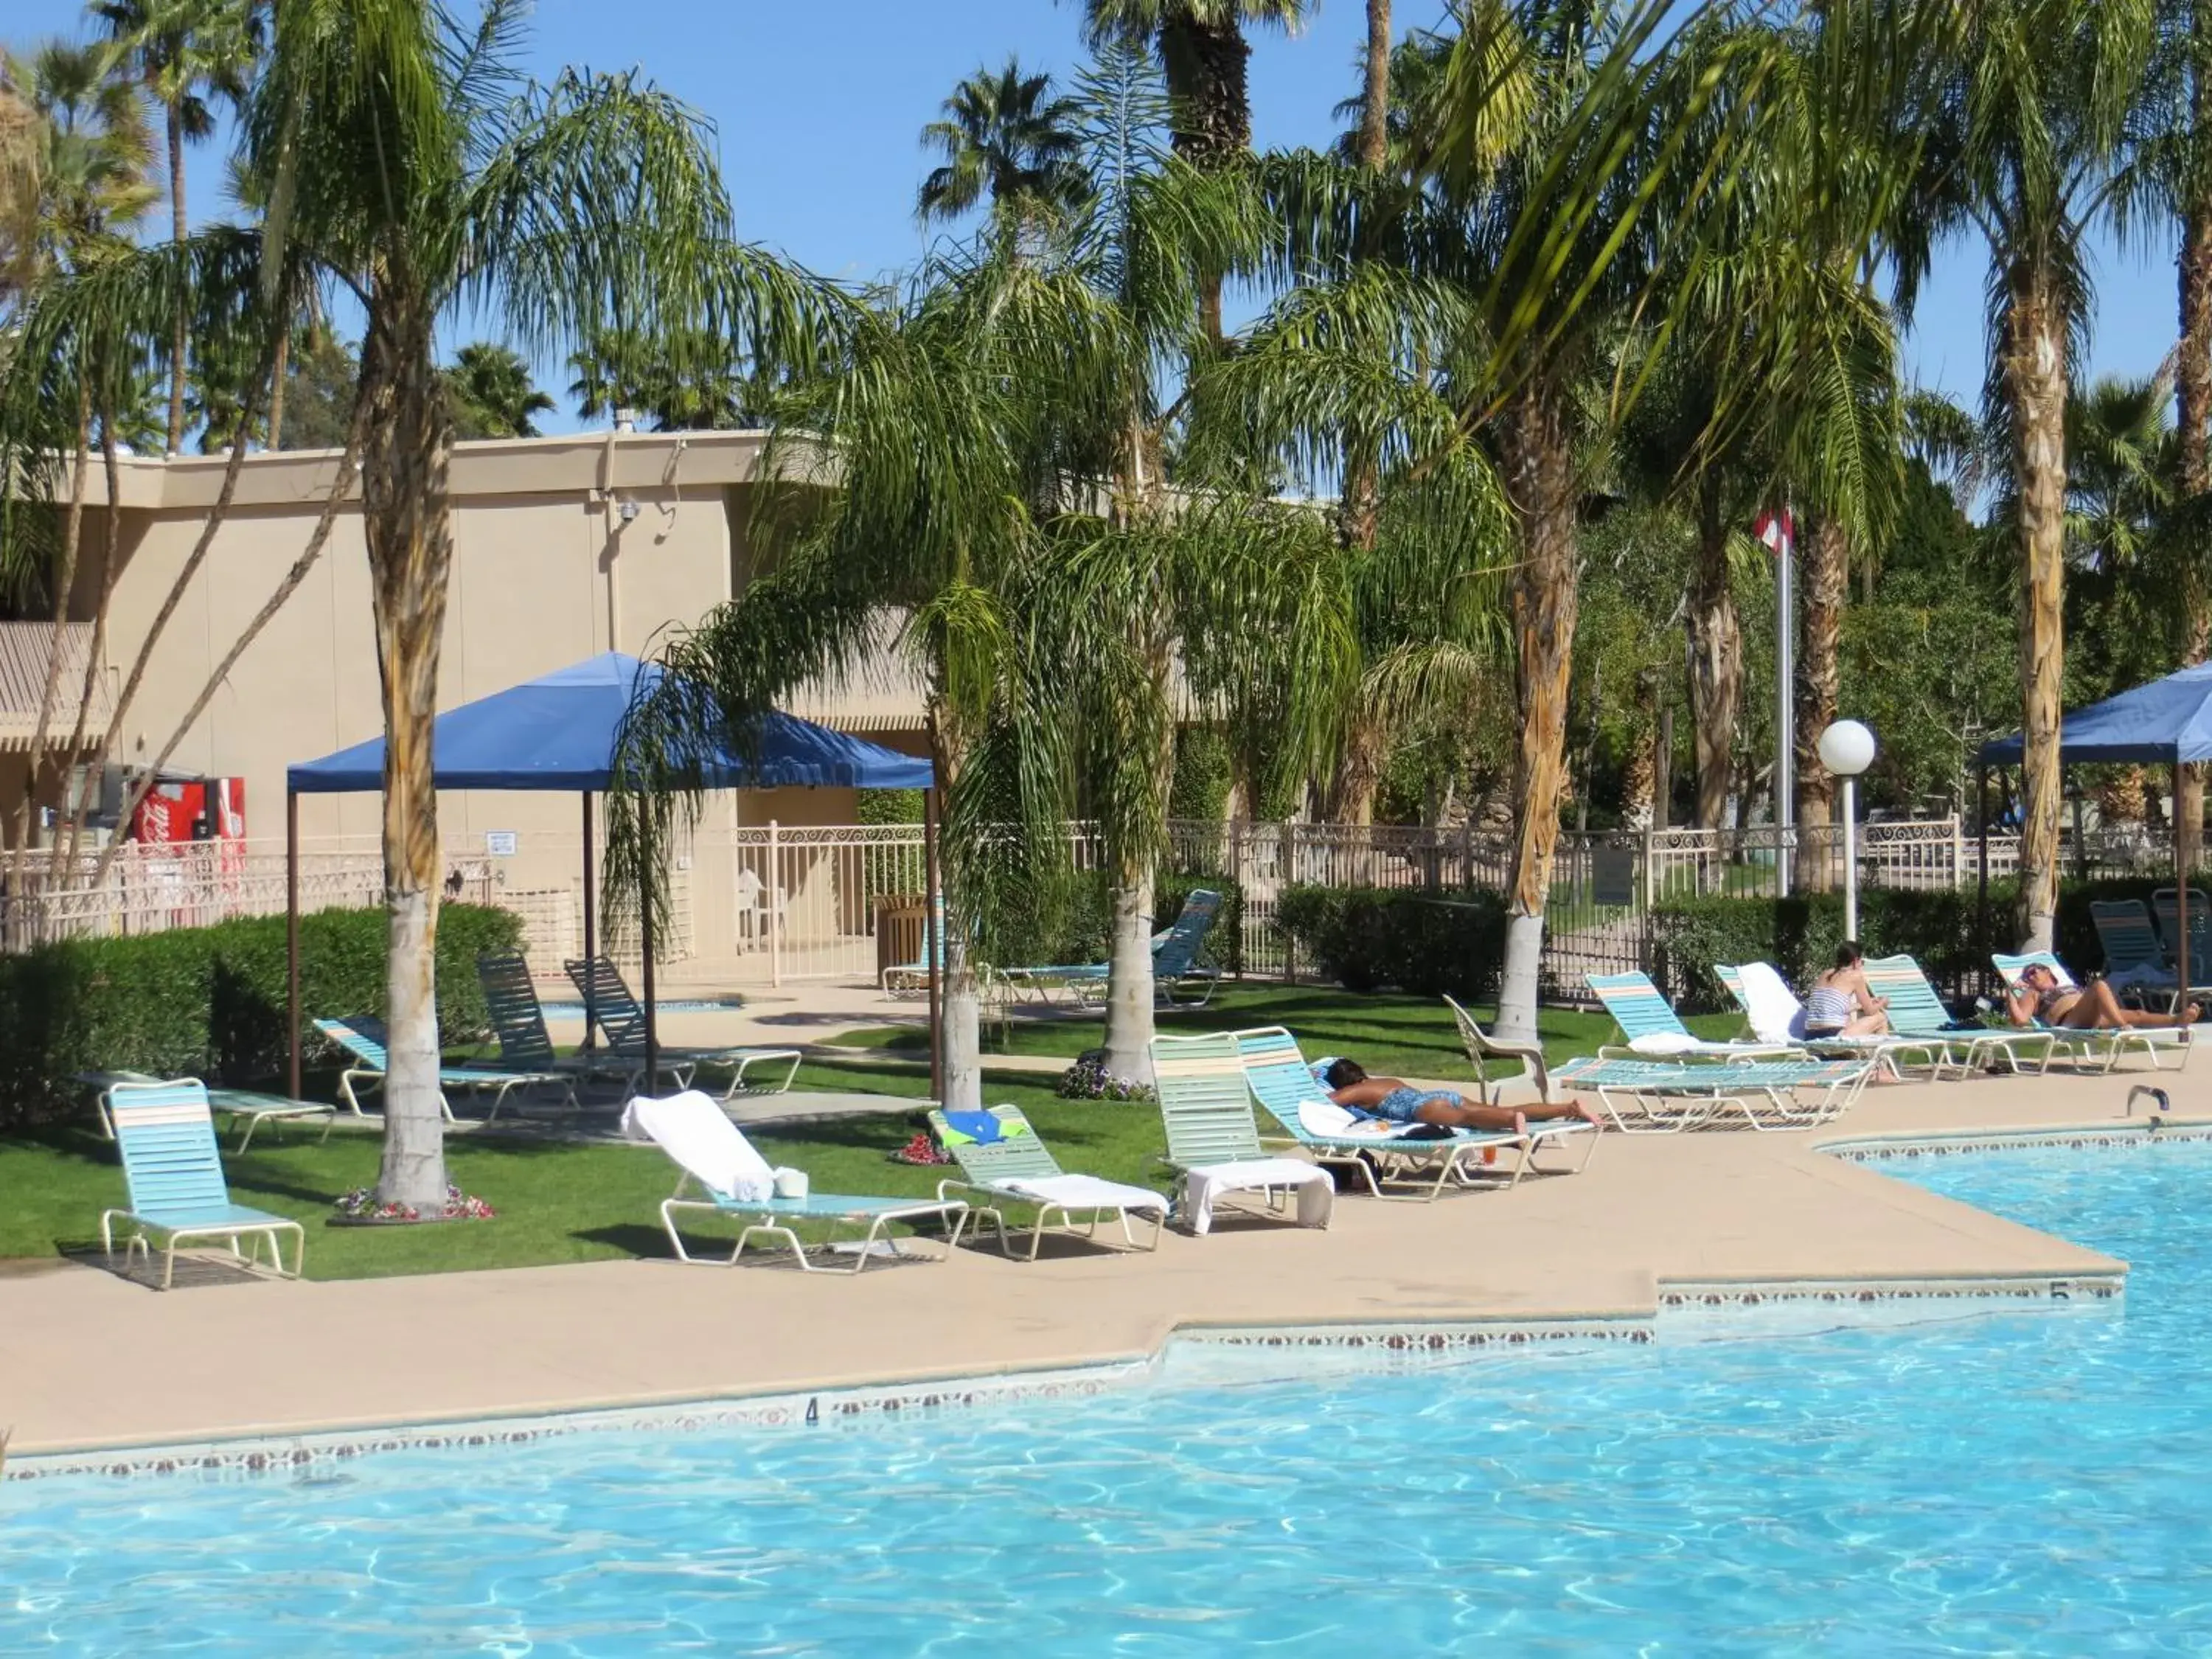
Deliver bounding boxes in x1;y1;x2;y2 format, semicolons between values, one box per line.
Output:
93;0;261;456
1916;0;2157;949
444;341;553;438
240;0;836;1211
917;58;1088;241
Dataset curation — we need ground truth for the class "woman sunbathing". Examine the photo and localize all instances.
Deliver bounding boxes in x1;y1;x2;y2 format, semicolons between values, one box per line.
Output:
1319;1058;1603;1135
2003;961;2198;1031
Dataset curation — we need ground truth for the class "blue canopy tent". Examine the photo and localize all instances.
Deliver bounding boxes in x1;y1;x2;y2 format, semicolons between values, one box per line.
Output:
1978;660;2212;992
283;653;936;1097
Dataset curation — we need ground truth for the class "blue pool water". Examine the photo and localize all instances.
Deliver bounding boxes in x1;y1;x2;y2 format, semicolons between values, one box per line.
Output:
11;1141;2212;1655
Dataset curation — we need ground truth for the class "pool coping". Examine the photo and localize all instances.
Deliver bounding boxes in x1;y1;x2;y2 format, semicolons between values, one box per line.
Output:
6;1114;2189;1485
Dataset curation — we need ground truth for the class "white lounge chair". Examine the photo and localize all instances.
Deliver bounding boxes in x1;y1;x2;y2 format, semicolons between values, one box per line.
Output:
627;1090;967;1273
930;1104;1168;1259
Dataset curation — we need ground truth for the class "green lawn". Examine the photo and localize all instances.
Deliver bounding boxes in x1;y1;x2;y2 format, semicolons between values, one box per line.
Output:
4;987;1734;1281
828;984;1742;1075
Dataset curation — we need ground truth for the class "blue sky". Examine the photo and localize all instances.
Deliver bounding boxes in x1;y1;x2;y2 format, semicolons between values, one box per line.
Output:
8;0;2183;435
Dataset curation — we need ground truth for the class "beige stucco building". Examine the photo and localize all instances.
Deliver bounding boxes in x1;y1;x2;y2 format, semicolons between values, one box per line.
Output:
1;428;930;974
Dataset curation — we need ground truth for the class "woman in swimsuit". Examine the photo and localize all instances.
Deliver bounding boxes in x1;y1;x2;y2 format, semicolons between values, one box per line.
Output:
1321;1059;1603;1135
2004;961;2198;1031
1804;942;1889;1037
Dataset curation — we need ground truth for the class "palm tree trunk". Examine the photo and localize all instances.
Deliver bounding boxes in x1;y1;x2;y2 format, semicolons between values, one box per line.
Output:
1358;0;1392;171
1792;513;1845;891
1686;480;1740;832
1497;379;1577;1044
361;294;456;1211
2177;47;2212;874
1158;10;1251;346
165;101;187;458
53;417;126;877
7;386;92;877
1100;646;1175;1082
2005;270;2067;950
268;325;290;451
1326;714;1385;825
926;706;984;1112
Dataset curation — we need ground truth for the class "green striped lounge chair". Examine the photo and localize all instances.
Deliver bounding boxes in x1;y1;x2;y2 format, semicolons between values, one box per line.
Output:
1229;1025;1596;1199
476;953;634;1095
2091;900;2194;1012
928;1103;1168;1259
1711;963;1946;1080
1991;952;2191;1074
313;1015;572;1122
100;1079;305;1289
1003;889;1226;1008
1551;1053;1874;1133
1442;995;1552;1105
1858;956;2056;1079
630;1090;967;1273
562;956;801;1099
1585;971;1801;1061
1150;1032;1335;1234
2152;888;2212;974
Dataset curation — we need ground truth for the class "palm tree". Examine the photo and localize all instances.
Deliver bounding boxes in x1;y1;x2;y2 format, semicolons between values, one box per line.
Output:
1914;0;2157;949
444;341;553;439
93;0;261;456
917;58;1087;241
566;326;753;430
239;0;836;1211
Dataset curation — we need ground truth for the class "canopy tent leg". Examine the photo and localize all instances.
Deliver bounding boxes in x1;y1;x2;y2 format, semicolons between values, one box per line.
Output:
287;788;301;1101
2179;764;2192;1015
639;813;658;1093
925;785;943;1105
581;792;597;1051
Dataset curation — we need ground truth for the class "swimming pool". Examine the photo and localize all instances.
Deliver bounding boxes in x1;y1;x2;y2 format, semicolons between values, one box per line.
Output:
9;1139;2212;1655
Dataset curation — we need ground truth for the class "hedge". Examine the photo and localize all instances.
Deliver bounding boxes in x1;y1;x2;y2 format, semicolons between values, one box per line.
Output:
0;902;524;1127
1649;876;2185;1013
1274;886;1506;999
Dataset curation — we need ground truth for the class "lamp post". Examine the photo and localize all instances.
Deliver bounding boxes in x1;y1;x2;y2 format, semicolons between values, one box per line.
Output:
1818;720;1877;938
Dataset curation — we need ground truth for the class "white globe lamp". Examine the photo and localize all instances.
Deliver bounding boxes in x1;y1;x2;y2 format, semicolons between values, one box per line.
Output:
1818;720;1878;937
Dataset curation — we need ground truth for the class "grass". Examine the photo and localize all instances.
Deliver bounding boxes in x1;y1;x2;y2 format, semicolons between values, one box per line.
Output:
828;984;1743;1074
4;987;1733;1282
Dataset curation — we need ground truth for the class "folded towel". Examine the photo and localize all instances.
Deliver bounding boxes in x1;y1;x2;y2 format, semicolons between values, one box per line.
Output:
999;1173;1169;1215
1627;1032;1702;1056
1734;961;1809;1044
1179;1158;1333;1235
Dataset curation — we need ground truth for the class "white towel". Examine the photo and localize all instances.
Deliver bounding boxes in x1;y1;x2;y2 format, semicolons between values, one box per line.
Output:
1178;1158;1333;1236
999;1173;1169;1215
1735;961;1809;1043
625;1091;778;1203
1298;1098;1421;1139
1627;1031;1702;1055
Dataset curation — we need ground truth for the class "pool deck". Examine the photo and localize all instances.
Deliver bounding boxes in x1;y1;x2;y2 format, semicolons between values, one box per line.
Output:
4;1065;2203;1459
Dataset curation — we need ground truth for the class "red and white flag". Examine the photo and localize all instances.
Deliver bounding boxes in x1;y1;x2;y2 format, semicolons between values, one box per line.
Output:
1754;507;1795;560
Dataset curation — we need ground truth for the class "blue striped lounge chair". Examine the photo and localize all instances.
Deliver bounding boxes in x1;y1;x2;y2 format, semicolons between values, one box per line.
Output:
1230;1024;1596;1198
313;1015;572;1122
880;909;945;997
561;956;801;1099
629;1091;967;1273
1585;970;1801;1061
1857;956;2056;1079
100;1079;305;1288
1711;963;1947;1079
82;1069;337;1152
1150;1032;1335;1234
1003;889;1226;1008
928;1103;1167;1259
1551;1053;1874;1133
1990;953;2191;1074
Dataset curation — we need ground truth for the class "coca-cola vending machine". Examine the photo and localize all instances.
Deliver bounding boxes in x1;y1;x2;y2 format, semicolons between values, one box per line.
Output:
131;776;246;856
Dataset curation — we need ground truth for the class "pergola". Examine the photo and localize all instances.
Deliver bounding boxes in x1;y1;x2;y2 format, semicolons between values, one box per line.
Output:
283;652;936;1097
1978;660;2212;994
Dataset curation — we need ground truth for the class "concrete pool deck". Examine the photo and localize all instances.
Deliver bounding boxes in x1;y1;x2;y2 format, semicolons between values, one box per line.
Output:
3;1065;2202;1459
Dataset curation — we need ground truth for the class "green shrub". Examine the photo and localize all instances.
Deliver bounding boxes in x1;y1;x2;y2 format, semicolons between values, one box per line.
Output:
0;902;524;1127
1274;885;1506;999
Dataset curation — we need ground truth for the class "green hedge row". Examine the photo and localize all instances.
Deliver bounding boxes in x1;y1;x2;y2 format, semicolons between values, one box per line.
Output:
1274;886;1506;999
0;902;524;1127
1651;876;2181;1012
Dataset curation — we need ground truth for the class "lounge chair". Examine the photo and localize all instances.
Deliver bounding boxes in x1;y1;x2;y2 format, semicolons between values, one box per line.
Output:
100;1079;306;1289
1442;995;1552;1105
1150;1032;1335;1234
562;956;802;1099
1551;1053;1874;1133
1003;889;1227;1008
2142;890;2212;1009
2152;887;2212;970
476;953;631;1093
1712;962;1947;1079
1230;1024;1596;1199
1585;970;1800;1061
928;1103;1168;1259
880;908;944;997
1858;955;2056;1079
81;1069;338;1152
628;1090;967;1272
1990;952;2191;1073
313;1015;573;1122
